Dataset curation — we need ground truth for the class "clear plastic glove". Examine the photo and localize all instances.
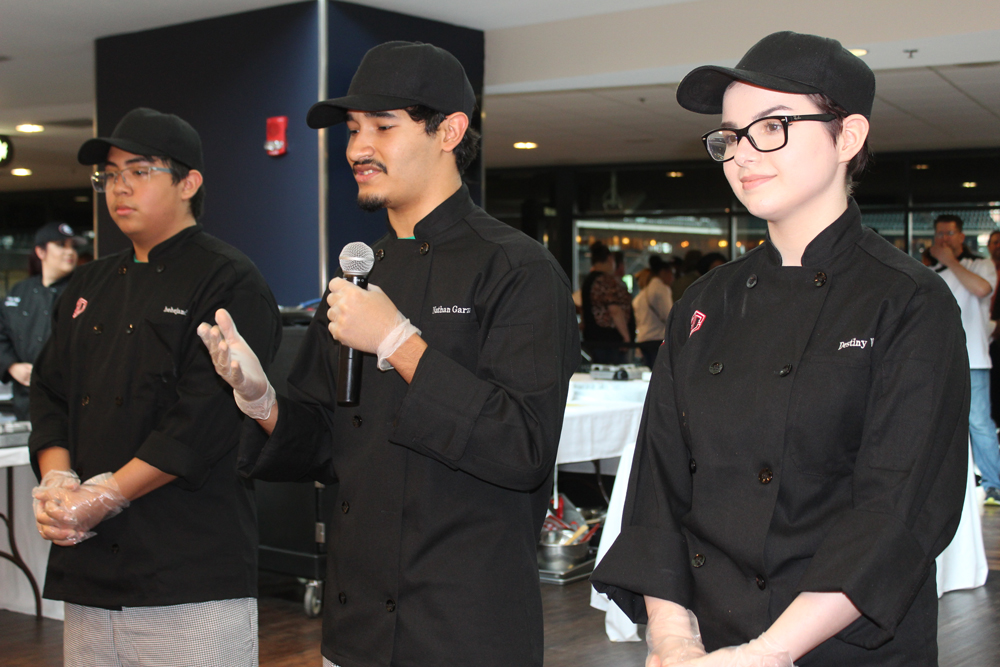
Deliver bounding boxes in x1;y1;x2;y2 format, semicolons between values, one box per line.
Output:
197;308;275;420
326;279;420;371
32;472;129;546
645;600;707;667
674;633;793;667
33;470;88;545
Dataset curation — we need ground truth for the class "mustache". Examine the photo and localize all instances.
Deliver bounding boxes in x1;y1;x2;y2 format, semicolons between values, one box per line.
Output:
353;159;388;175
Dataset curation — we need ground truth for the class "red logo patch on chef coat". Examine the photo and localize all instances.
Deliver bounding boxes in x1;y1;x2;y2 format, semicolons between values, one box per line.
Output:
72;298;88;319
689;310;706;337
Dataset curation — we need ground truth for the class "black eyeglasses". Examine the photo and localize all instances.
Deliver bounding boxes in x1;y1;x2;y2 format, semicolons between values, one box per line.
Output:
701;114;836;162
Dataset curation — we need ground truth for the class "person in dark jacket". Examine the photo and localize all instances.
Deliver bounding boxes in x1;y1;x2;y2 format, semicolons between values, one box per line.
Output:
198;42;579;667
0;222;82;420
591;31;967;667
30;108;281;666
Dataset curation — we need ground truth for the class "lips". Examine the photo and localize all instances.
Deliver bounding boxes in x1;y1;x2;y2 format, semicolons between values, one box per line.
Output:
352;160;386;184
739;173;774;191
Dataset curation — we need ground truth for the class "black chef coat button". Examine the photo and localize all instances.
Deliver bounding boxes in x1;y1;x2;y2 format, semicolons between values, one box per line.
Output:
689;458;697;474
115;396;123;407
692;554;706;568
758;468;773;485
37;336;43;342
419;242;430;255
375;248;384;261
156;263;165;273
126;324;134;334
352;415;363;428
756;575;766;590
32;288;38;294
746;274;758;288
709;362;723;375
338;592;347;604
813;272;827;287
777;364;792;377
111;544;119;554
342;501;350;514
119;266;127;275
386;599;396;612
93;324;102;334
22;311;29;316
81;395;90;406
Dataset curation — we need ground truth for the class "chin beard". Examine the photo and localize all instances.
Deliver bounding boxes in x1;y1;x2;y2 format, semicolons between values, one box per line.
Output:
357;194;389;213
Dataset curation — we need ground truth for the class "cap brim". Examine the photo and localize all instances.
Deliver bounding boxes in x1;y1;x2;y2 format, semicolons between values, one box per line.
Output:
306;94;422;129
676;65;820;115
77;137;172;166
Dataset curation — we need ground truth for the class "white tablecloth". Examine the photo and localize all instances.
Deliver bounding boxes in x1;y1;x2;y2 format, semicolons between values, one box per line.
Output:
591;441;989;642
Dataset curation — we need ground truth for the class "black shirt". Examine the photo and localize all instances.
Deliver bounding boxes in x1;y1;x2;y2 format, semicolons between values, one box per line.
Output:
592;201;968;665
239;186;580;667
29;225;281;608
0;274;72;420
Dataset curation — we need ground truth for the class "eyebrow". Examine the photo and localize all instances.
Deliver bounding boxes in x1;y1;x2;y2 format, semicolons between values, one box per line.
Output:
104;156;156;168
345;110;399;121
720;105;794;129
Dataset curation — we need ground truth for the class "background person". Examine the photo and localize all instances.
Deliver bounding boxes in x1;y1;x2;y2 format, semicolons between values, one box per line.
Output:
582;241;633;363
632;254;674;368
592;31;968;666
30;108;281;667
0;222;82;420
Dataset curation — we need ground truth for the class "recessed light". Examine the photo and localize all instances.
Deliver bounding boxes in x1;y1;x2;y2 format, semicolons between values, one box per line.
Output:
15;124;44;133
962;182;978;188
666;171;684;178
718;240;729;248
849;48;868;57
622;237;630;245
649;239;657;246
11;168;32;176
513;142;537;150
913;164;929;170
680;240;690;248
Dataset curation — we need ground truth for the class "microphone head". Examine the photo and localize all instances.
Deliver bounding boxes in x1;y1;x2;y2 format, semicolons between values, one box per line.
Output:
339;242;375;277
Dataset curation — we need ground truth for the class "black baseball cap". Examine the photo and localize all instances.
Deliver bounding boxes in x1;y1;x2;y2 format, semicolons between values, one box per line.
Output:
676;31;875;118
34;222;84;247
307;41;476;129
77;107;204;171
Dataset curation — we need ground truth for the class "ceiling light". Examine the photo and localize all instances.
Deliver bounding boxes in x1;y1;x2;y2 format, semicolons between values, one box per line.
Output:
718;240;729;248
513;142;537;150
913;164;929;170
622;237;630;245
666;171;684;178
11;168;32;176
15;123;44;133
849;48;868;57
680;240;690;248
649;239;657;246
962;182;978;188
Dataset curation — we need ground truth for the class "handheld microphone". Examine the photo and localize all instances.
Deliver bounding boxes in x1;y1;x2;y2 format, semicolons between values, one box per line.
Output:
337;242;375;406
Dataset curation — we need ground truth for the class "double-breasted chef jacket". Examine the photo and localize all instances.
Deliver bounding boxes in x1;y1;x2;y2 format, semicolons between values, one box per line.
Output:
29;225;281;608
240;185;580;667
592;200;969;666
0;273;72;420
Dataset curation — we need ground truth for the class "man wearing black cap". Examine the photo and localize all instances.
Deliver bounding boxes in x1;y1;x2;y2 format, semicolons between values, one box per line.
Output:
199;42;579;667
30;107;281;666
0;222;83;420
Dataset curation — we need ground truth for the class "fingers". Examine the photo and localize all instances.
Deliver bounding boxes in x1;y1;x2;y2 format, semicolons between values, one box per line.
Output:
215;308;241;344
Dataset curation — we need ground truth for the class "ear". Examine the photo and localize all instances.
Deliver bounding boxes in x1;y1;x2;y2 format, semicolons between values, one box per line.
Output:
34;245;46;261
837;114;870;164
439;112;470;154
178;169;204;202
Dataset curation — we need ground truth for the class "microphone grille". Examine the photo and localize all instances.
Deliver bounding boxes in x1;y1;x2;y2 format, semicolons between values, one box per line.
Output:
339;242;375;276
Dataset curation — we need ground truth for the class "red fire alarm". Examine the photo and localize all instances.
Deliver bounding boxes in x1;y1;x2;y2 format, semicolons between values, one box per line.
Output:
264;116;288;156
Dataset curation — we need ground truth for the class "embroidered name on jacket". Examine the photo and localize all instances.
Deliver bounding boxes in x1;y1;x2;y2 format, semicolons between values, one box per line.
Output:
163;306;188;316
4;296;20;307
838;337;872;350
433;305;472;314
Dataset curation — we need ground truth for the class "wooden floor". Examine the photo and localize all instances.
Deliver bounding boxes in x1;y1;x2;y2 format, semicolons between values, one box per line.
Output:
2;507;1000;666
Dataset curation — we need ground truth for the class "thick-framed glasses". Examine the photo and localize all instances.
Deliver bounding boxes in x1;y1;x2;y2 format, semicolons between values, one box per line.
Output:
701;114;836;163
91;166;174;193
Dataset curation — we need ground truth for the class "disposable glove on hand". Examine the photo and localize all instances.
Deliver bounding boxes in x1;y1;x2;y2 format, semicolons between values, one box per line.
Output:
326;279;420;371
197;308;275;420
33;469;88;545
32;472;129;545
674;633;793;667
645;600;707;666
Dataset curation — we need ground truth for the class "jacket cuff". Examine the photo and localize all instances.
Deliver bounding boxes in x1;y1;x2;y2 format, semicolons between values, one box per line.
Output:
135;430;210;491
591;525;692;624
797;509;929;648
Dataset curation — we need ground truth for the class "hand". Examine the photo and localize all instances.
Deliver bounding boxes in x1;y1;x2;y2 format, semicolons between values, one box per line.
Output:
645;599;707;667
197;309;275;420
33;470;88;545
672;634;793;667
326;279;420;370
32;472;129;546
929;242;956;267
8;362;32;386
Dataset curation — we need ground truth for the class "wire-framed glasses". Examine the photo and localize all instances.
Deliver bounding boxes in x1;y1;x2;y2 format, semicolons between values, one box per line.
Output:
91;165;175;193
701;114;836;163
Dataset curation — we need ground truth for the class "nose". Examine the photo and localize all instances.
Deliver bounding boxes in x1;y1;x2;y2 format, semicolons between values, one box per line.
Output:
732;134;760;167
111;172;131;195
347;131;374;164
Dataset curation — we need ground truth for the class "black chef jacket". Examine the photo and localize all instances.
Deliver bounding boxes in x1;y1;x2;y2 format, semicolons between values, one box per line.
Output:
239;185;580;667
0;274;71;420
592;200;969;666
29;225;281;609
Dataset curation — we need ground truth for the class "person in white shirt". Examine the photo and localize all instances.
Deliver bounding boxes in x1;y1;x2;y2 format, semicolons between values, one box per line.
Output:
930;213;1000;505
632;254;674;368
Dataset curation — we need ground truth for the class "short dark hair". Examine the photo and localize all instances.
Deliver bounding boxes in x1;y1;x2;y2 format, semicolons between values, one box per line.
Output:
934;214;964;232
405;105;480;174
989;230;1000;242
590;241;610;266
808;93;872;196
135;155;205;220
